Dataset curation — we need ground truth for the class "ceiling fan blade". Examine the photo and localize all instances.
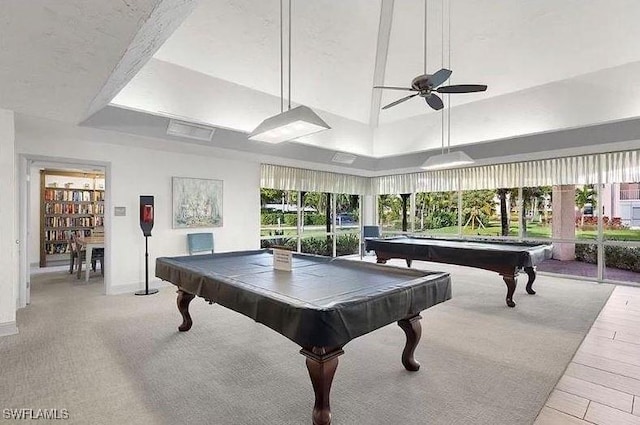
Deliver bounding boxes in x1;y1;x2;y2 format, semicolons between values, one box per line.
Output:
437;84;488;94
429;68;453;87
425;94;444;110
382;93;419;110
374;86;417;91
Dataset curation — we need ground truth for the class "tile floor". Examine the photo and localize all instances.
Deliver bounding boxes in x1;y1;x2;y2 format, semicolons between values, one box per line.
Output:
535;284;640;424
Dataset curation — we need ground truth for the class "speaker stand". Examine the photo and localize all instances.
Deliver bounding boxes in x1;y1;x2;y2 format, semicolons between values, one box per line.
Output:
135;235;158;296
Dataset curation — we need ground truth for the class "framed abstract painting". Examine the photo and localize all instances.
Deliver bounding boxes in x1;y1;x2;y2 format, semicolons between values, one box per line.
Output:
172;177;223;228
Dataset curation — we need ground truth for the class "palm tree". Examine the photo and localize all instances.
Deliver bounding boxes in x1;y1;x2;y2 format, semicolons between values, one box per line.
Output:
496;189;509;236
575;185;597;227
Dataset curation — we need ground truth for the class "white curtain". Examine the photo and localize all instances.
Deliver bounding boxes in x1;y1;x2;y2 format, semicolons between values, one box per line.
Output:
262;150;640;195
521;155;599;186
414;169;459;192
601;150;640;183
460;163;521;190
373;173;415;195
260;164;370;194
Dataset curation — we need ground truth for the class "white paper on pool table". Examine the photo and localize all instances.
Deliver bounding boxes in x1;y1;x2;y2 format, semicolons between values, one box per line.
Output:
273;248;292;272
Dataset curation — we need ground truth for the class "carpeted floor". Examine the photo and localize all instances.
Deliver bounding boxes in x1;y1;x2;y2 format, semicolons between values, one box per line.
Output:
0;260;614;425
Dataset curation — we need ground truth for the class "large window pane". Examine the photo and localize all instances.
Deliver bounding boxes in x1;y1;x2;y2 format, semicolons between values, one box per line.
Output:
521;186;552;239
604;244;640;284
537;242;598;280
574;184;597;240
301;192;330;236
300;192;332;256
602;183;640;242
300;234;333;256
413;191;458;236
260;189;298;239
378;194;407;235
460;189;510;237
600;182;640;284
335;194;360;257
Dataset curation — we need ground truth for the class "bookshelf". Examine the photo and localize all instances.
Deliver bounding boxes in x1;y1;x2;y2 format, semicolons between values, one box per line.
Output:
40;170;105;267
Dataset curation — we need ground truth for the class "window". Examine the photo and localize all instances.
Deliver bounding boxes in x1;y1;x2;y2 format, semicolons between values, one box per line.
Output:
334;194;360;257
260;189;298;249
520;186;552;239
413;191;458;235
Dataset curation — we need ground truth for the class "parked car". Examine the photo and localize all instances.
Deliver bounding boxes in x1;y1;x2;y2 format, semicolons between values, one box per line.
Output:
335;213;356;225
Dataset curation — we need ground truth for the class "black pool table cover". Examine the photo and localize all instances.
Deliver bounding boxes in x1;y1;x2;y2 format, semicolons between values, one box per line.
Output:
365;236;552;269
156;250;451;348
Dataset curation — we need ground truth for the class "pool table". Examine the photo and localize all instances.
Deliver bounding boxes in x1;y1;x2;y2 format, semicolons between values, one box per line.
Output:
156;250;451;425
365;236;552;307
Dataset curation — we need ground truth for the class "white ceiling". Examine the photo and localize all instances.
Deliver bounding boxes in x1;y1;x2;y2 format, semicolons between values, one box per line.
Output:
3;0;640;162
0;0;197;123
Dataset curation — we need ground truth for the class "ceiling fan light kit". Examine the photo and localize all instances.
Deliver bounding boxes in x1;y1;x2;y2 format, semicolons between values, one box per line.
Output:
249;105;330;144
249;0;330;144
421;150;474;170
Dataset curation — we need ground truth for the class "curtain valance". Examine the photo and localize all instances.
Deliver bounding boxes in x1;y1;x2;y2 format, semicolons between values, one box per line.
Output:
262;150;640;195
601;150;640;183
260;164;370;195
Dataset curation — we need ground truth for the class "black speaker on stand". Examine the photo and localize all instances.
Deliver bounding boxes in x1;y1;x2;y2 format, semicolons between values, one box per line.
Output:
136;195;159;296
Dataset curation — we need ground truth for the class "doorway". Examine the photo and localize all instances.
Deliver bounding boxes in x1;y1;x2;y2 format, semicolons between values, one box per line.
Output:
18;155;111;308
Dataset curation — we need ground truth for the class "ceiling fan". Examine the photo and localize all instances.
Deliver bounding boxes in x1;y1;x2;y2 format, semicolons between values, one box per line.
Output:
374;0;487;111
375;69;486;111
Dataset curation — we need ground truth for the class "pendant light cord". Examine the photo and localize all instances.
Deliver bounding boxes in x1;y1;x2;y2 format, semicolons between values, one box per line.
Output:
280;0;284;113
440;0;444;155
288;0;292;111
424;0;428;75
447;0;452;153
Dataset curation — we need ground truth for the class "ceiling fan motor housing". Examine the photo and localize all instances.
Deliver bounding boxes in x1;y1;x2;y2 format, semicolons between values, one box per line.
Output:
411;74;433;92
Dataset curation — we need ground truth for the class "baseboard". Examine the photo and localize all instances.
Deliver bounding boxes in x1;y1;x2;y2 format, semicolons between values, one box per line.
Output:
107;279;171;295
0;321;18;337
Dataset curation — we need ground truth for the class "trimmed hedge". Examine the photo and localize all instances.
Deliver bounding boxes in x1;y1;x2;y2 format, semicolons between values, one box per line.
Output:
575;244;640;273
261;213;328;226
261;234;360;256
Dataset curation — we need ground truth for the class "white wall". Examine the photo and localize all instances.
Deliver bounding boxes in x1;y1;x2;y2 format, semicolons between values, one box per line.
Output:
16;115;261;294
0;109;17;332
28;164;39;266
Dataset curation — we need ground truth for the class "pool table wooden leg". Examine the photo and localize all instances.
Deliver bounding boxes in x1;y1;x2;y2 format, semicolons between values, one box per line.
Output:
524;267;537;295
300;346;344;425
176;289;196;332
397;314;422;371
501;274;517;308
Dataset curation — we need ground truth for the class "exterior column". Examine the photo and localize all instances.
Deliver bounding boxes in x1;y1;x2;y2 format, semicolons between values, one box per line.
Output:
361;195;375;226
552;185;576;261
401;194;409;232
0;109;17;336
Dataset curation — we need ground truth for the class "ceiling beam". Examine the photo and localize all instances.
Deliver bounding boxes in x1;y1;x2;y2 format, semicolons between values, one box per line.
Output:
84;0;199;122
369;0;395;128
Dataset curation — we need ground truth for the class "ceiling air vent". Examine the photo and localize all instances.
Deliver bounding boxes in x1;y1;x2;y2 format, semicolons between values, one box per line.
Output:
166;119;216;142
332;152;357;165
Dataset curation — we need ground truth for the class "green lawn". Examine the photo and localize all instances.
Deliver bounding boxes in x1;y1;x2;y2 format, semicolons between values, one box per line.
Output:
400;221;640;241
263;221;640;242
261;225;359;239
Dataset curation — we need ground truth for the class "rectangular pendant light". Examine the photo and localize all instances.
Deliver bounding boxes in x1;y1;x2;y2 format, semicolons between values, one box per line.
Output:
249;105;331;144
421;150;475;170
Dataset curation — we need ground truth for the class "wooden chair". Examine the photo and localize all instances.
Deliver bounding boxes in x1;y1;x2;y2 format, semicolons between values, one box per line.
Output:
71;233;104;279
187;233;214;255
69;234;80;274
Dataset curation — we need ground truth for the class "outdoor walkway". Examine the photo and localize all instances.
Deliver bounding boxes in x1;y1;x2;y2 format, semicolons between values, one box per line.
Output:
538;260;640;284
535;285;640;424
